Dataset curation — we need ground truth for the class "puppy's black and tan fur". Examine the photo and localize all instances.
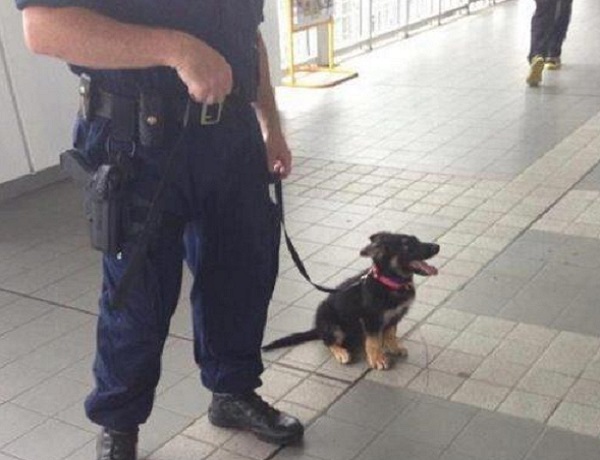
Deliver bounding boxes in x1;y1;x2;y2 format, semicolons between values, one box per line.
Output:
262;232;440;370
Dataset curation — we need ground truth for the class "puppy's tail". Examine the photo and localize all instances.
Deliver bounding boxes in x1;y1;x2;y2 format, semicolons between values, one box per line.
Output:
262;329;320;351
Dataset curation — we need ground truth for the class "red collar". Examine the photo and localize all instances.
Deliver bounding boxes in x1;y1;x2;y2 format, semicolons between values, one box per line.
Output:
368;265;414;291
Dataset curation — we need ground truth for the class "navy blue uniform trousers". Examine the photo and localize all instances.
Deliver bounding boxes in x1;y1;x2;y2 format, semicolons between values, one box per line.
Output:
529;0;573;61
80;102;280;431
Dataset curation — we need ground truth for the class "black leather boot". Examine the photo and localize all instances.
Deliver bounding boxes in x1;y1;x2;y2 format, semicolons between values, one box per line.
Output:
96;428;138;460
209;392;304;445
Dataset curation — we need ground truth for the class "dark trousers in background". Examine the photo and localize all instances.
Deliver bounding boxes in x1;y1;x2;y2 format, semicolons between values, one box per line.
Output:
529;0;573;61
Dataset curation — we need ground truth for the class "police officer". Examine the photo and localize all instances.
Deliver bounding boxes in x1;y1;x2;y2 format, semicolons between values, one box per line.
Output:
527;0;574;86
17;1;304;458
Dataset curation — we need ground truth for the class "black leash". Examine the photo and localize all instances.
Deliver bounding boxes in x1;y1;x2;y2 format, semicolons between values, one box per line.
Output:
273;180;339;294
109;101;195;309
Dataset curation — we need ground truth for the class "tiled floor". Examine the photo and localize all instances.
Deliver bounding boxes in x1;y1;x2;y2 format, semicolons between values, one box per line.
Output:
3;0;600;459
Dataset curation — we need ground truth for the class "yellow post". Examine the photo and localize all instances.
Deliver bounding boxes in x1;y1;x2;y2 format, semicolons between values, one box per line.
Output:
281;0;357;88
328;18;335;70
287;0;296;85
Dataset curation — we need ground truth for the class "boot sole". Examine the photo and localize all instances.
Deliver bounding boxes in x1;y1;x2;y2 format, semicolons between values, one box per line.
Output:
209;413;304;445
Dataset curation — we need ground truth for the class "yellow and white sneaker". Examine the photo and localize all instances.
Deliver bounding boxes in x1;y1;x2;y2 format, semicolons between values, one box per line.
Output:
526;55;545;87
545;57;562;70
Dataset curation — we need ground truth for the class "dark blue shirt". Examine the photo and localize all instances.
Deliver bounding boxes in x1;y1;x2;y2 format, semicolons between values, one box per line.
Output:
16;0;264;98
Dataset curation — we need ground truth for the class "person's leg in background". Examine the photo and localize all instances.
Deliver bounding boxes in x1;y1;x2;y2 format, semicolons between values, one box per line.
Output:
528;0;559;86
546;0;574;69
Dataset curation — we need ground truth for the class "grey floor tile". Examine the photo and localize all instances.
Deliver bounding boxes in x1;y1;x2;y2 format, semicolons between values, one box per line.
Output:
267;307;315;334
0;297;53;336
495;277;581;327
223;431;279;460
450;411;544;460
62;440;97;460
161;338;200;376
443;289;509;316
547;401;600;436
55;398;97;433
552;302;600;336
271;446;324;460
525;427;600;460
326;380;415;430
535;331;600;377
0;362;52;401
301;416;378;460
466;273;529;300
514;230;567;247
517;368;575;399
439;448;484;460
355;431;443;460
283;377;348;412
0;291;19;308
0;308;91;359
12;375;90;416
550;237;600;269
500;239;560;263
147;435;215;460
535;263;598;287
0;402;45;447
387;397;477;448
138;406;195;454
58;355;95;387
497;390;558;424
3;419;94;460
154;375;212;418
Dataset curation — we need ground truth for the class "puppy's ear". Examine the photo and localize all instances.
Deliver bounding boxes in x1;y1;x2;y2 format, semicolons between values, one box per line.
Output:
369;232;389;243
361;233;390;258
360;241;384;258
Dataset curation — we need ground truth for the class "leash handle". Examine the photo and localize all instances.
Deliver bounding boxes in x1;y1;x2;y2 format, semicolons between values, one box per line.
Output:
274;180;338;294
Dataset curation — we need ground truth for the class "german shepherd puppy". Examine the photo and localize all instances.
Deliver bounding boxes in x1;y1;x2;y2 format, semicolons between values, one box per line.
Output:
262;232;440;370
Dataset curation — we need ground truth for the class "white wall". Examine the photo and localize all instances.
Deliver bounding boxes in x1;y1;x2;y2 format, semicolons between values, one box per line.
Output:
262;0;283;82
0;4;282;188
0;3;78;185
0;47;30;184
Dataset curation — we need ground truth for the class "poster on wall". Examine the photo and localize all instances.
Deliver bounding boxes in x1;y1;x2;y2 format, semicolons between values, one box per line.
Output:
293;0;334;29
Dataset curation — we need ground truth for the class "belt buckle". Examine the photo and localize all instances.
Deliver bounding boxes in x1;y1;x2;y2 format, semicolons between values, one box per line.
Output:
200;102;223;126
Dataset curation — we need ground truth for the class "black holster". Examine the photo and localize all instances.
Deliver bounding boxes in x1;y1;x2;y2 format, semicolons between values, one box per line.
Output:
60;150;124;255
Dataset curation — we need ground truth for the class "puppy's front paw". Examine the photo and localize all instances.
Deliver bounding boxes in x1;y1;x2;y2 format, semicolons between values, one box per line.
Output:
329;345;351;364
384;339;408;358
367;352;389;370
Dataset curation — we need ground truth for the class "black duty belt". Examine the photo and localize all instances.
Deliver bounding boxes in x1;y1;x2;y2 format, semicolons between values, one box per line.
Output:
90;89;225;126
79;75;226;149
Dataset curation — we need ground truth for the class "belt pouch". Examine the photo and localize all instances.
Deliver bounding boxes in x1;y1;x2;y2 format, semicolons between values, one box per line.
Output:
138;92;165;148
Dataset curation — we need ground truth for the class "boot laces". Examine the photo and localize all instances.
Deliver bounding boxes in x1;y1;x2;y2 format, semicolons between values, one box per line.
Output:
246;392;280;421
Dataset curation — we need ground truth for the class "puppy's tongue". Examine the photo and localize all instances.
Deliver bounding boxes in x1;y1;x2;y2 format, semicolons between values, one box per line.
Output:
409;260;438;276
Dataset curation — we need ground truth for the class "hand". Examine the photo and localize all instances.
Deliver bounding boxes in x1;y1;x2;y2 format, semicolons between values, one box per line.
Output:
171;33;233;104
265;131;292;179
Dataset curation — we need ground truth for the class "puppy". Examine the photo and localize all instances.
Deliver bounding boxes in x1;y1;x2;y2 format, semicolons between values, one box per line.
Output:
262;232;440;370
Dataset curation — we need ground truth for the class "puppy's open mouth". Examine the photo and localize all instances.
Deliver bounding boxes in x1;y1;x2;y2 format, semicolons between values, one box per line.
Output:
408;260;438;276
